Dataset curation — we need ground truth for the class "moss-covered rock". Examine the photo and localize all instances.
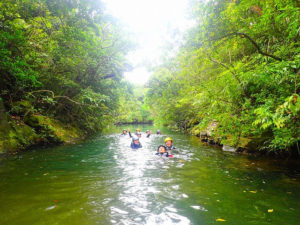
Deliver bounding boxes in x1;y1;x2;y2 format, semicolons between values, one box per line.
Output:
236;136;268;152
0;120;38;153
220;135;267;152
24;114;47;128
11;100;33;115
24;114;83;144
0;113;84;154
191;119;268;152
11;122;38;146
221;135;236;148
47;119;82;143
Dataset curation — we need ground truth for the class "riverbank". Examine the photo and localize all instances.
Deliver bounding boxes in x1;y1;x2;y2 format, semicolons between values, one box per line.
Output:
188;122;300;159
0;113;84;154
0;113;153;154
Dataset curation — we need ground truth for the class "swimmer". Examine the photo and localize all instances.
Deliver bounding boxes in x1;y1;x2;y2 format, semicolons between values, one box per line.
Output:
130;135;142;149
128;128;142;138
146;130;151;138
155;145;172;157
164;137;176;154
136;131;142;138
128;128;133;137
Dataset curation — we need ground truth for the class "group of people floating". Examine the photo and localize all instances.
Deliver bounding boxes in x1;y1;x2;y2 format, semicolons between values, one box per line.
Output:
121;128;176;157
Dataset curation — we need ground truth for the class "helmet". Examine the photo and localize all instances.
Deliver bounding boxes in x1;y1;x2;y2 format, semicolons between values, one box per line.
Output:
123;129;127;132
136;128;141;132
146;130;150;133
136;132;142;136
165;137;173;143
156;130;161;134
132;135;139;141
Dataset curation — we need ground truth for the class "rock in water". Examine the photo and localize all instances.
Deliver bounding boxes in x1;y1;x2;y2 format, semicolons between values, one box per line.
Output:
222;145;236;152
45;205;56;211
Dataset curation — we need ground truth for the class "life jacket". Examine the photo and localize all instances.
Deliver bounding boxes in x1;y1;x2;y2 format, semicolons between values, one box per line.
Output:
155;152;170;157
130;142;142;149
165;145;176;150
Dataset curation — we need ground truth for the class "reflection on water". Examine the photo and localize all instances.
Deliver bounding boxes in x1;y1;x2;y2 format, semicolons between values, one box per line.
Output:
0;125;299;225
110;133;191;225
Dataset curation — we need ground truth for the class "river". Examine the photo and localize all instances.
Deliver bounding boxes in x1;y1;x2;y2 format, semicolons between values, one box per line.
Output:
0;125;299;225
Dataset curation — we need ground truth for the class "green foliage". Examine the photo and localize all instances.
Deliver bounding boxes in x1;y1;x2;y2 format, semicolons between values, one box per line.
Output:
116;81;152;124
0;0;133;134
146;0;299;152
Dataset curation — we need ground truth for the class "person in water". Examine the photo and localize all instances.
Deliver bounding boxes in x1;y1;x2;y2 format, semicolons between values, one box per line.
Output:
128;128;142;138
130;135;142;149
164;137;176;154
128;128;133;137
156;130;162;135
155;145;172;157
136;132;142;138
121;129;127;135
146;130;151;138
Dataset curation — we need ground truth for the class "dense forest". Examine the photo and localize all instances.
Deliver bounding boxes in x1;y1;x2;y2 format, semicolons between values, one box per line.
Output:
0;0;135;152
0;0;299;155
146;0;299;154
117;83;152;124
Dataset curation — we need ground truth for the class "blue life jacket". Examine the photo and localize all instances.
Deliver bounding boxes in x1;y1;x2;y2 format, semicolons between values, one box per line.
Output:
130;142;142;149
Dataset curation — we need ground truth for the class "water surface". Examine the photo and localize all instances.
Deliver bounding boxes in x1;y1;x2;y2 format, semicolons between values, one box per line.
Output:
0;125;299;225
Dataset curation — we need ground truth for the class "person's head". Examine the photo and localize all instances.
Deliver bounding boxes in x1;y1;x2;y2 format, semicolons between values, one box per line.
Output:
122;129;127;134
157;145;167;153
156;130;161;135
136;132;142;138
136;128;141;132
165;137;173;147
132;135;140;145
146;130;150;134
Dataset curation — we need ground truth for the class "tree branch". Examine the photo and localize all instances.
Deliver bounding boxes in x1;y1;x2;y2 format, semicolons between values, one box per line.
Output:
101;38;118;49
212;32;283;61
207;54;242;84
28;90;82;105
101;72;116;80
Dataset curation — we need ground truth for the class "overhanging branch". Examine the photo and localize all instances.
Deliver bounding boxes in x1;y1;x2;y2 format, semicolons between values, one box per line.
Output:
207;54;242;84
28;90;83;106
212;32;283;61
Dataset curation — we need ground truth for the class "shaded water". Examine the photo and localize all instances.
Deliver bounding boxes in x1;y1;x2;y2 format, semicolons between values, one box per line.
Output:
0;125;299;225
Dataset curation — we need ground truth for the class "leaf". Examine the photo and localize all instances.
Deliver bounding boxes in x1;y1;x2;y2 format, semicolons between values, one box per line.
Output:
216;218;226;222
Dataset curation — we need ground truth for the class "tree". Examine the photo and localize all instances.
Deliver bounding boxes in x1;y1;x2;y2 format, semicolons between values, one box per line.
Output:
146;0;299;152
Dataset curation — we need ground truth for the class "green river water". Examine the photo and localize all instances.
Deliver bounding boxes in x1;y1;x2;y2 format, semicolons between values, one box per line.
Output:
0;125;299;225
